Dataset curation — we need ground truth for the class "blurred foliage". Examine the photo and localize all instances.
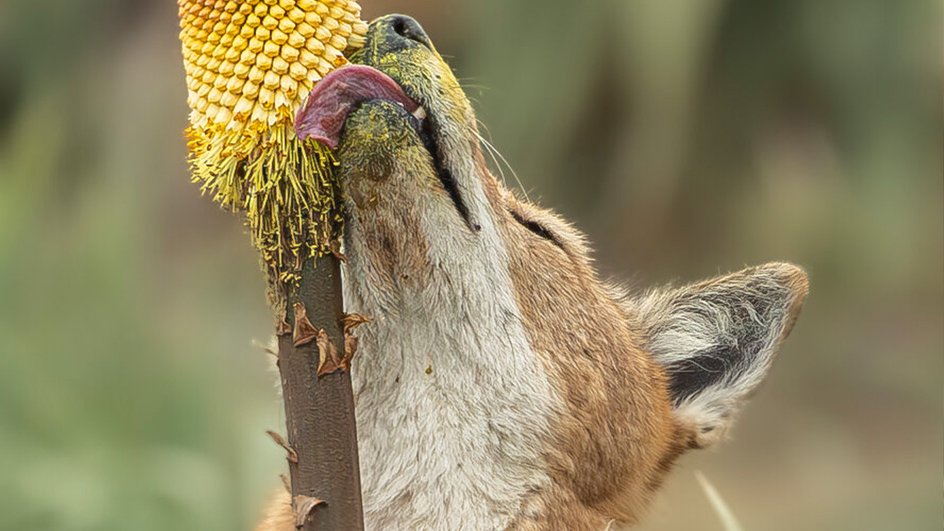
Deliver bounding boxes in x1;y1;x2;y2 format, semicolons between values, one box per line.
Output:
0;1;940;530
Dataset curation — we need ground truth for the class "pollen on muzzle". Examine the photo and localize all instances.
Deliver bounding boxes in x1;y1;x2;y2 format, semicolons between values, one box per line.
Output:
176;0;368;284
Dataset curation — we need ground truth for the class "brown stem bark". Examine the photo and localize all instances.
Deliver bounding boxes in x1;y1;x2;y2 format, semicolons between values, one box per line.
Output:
277;255;364;530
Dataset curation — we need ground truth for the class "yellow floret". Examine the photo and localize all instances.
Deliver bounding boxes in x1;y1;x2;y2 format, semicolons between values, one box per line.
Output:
177;0;368;284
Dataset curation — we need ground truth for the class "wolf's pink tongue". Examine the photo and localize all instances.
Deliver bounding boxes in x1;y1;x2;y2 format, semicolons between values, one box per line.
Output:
295;65;419;149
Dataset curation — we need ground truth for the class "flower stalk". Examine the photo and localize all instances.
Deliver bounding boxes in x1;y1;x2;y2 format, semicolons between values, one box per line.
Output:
176;1;369;528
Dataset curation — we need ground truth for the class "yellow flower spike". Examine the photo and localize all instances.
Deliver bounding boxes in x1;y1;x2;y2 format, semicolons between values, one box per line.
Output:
177;0;366;283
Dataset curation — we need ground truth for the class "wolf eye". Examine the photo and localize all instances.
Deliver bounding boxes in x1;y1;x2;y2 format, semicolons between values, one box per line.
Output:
510;210;562;249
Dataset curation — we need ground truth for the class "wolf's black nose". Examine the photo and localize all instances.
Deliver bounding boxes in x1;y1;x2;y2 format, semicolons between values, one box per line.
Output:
373;14;432;50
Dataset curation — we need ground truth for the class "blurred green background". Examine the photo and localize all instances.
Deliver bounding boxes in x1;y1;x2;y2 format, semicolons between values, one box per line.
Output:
0;1;940;529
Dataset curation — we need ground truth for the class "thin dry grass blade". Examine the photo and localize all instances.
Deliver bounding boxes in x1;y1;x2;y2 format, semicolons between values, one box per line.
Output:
695;470;745;531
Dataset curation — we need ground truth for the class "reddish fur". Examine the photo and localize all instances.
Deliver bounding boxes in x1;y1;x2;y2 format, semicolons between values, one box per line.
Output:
255;15;807;530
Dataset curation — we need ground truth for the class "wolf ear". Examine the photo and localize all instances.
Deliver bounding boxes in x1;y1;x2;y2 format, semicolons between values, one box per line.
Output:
633;263;808;448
